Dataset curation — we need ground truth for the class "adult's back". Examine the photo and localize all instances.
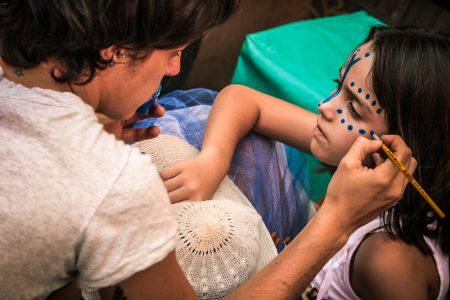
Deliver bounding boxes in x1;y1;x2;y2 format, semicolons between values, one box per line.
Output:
0;71;177;298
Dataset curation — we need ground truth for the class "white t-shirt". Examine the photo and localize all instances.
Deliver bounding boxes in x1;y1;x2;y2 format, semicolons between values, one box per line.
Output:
0;68;178;299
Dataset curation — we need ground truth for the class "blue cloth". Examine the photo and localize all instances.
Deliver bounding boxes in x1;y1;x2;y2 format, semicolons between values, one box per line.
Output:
136;86;162;115
134;88;312;250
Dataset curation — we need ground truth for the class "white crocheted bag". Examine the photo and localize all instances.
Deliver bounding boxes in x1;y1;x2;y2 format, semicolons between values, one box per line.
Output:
135;135;277;299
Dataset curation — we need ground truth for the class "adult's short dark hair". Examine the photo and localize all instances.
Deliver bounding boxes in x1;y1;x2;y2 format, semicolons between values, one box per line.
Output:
0;0;240;83
366;26;450;255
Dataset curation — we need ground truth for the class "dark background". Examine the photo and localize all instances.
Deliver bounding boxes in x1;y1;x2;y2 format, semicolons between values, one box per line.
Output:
162;0;450;95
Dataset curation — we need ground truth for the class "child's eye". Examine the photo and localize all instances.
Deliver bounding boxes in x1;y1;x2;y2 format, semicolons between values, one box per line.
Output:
347;101;362;119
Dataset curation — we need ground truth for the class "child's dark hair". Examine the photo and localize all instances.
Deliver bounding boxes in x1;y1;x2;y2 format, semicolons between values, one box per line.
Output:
0;0;239;84
367;26;449;255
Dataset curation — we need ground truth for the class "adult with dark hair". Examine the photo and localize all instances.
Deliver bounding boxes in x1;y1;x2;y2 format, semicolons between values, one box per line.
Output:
0;1;415;299
166;26;449;299
0;1;238;298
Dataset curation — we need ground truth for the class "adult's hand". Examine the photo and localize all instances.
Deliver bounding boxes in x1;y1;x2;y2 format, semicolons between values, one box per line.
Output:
97;103;165;143
322;135;417;235
229;135;416;299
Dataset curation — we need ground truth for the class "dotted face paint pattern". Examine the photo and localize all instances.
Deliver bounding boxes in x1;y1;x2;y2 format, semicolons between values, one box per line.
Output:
318;49;383;136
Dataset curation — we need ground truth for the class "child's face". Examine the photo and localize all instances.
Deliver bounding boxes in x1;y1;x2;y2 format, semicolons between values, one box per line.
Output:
311;42;388;167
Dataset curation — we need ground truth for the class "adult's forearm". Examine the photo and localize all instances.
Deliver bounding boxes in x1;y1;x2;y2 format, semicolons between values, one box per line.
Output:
231;135;415;299
229;208;349;299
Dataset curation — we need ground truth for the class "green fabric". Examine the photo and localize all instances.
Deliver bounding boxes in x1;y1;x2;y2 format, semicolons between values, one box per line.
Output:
231;11;384;201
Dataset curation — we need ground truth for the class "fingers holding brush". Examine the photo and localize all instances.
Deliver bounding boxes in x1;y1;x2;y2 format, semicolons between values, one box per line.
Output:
373;134;445;219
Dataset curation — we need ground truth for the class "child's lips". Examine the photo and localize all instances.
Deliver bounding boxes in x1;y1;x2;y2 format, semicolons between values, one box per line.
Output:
313;124;327;141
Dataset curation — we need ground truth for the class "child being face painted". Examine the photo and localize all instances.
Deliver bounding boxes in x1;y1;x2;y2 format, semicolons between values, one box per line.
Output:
158;26;449;299
309;26;449;299
311;42;387;167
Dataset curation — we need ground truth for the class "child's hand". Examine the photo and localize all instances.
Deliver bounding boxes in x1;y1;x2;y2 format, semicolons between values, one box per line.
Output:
322;135;417;235
160;151;228;203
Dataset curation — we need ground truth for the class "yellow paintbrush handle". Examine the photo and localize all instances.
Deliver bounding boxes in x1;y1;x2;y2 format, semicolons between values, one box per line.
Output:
380;144;445;218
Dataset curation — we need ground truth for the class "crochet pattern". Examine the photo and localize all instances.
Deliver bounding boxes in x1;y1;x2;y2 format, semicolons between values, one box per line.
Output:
135;136;277;299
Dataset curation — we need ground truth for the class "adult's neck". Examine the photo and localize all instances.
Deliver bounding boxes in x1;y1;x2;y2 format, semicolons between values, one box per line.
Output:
0;59;100;110
0;59;70;92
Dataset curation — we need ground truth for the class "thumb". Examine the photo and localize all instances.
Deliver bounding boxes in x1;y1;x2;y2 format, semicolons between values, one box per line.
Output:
345;136;383;163
121;126;160;144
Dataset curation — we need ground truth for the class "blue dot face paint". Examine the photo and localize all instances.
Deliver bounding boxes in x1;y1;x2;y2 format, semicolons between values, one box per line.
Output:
376;108;383;114
311;45;389;168
317;46;384;143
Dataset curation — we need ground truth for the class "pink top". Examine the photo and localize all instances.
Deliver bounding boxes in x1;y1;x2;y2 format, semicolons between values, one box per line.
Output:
311;219;449;299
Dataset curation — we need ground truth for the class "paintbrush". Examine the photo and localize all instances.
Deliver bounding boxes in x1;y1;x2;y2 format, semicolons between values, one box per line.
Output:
372;134;445;219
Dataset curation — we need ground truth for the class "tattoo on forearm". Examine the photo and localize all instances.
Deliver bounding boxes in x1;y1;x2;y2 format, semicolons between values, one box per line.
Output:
111;286;127;300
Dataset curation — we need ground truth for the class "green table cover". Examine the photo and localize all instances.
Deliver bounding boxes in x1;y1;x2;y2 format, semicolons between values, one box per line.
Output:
231;11;384;201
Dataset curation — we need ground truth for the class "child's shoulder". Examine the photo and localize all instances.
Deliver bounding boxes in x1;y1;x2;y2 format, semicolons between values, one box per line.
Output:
350;232;440;299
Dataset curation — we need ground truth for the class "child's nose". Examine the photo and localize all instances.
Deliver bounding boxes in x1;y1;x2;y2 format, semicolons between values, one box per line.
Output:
318;100;336;120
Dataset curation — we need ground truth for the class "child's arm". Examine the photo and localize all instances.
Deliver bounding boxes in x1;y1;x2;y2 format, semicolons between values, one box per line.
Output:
160;84;318;202
350;232;439;300
205;84;318;155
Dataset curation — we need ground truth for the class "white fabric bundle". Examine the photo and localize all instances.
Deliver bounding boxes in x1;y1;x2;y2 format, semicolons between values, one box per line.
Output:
135;135;277;299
